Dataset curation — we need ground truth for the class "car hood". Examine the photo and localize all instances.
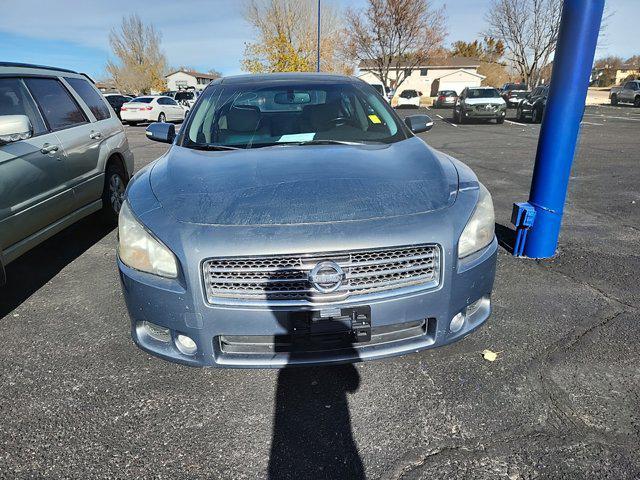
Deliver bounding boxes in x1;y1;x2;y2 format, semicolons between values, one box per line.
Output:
464;98;505;106
149;137;458;226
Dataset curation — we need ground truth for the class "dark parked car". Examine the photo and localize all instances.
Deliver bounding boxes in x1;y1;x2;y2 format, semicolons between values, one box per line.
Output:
104;93;133;120
118;73;497;368
433;90;458;108
516;85;549;123
505;90;529;108
500;82;527;101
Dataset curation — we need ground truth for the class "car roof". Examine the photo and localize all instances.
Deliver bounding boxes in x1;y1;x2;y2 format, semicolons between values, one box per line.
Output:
218;72;358;85
468;86;497;90
0;61;79;74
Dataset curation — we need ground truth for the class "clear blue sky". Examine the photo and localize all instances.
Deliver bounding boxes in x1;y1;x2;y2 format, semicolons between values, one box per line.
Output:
0;0;635;79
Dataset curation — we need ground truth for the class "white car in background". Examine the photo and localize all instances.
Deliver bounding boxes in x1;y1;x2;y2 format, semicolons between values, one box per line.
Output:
396;89;422;108
120;96;185;125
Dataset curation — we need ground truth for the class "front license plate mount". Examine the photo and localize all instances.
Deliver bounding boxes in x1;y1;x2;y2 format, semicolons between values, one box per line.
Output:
308;306;372;343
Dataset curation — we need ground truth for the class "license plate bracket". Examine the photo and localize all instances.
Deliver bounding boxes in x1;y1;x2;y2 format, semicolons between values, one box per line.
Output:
309;306;372;343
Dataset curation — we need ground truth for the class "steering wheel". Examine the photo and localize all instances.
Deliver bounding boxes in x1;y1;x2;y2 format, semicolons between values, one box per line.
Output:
329;116;351;127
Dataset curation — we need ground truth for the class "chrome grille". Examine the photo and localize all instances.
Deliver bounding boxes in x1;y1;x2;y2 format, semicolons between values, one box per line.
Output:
202;244;440;306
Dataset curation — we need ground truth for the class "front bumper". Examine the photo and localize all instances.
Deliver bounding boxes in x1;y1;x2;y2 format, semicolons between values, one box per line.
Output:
463;108;506;119
118;239;498;368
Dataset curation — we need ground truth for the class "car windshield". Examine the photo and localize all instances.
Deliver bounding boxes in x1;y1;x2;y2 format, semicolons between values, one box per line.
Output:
130;97;153;103
439;91;456;96
467;89;501;99
400;90;418;98
175;91;195;101
182;80;407;149
371;84;384;95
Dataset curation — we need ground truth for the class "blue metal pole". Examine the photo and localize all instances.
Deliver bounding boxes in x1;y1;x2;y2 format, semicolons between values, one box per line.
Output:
523;0;604;258
317;0;321;72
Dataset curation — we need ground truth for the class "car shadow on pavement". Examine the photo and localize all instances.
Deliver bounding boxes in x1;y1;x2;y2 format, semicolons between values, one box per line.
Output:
0;212;114;319
267;289;366;479
495;222;516;254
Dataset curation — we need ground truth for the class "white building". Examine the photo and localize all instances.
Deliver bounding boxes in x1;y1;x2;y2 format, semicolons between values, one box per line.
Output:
358;57;484;97
165;69;220;91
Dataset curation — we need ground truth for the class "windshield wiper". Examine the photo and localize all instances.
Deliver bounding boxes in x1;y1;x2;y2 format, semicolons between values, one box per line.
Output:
189;144;242;151
291;139;366;146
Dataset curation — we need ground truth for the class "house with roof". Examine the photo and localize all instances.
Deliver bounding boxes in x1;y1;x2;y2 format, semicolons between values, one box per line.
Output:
165;69;220;91
358;57;485;97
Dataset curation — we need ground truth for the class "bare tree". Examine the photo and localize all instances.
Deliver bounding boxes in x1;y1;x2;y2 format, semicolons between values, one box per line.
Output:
345;0;447;90
485;0;562;87
242;0;351;74
106;14;167;94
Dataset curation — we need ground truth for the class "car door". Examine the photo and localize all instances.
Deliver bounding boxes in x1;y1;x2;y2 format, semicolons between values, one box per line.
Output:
62;76;118;207
0;77;74;260
621;82;634;102
165;97;184;120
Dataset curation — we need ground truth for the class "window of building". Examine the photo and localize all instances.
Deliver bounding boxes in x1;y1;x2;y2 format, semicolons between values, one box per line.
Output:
420;68;428;76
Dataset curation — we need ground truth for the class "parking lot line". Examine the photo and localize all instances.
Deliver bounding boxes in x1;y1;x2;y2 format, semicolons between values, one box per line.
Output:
581;121;604;126
505;120;529;126
583;113;640;122
436;114;458;127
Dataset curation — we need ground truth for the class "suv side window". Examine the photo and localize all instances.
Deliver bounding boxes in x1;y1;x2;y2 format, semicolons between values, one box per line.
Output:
0;78;47;136
65;77;111;120
24;78;88;131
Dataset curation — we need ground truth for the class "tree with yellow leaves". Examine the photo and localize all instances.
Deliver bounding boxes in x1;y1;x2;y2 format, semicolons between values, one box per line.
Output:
241;0;353;75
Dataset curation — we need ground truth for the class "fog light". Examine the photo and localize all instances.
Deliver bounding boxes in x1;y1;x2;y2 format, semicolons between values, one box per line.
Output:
466;297;484;317
176;334;197;355
449;312;465;333
142;321;171;342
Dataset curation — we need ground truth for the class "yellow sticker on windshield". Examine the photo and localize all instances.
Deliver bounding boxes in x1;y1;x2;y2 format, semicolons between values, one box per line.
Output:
368;114;382;124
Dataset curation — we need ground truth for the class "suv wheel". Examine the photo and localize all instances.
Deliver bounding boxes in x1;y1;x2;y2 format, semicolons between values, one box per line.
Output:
516;107;523;122
634;96;640;107
102;162;128;224
496;116;505;124
158;112;166;123
533;106;542;123
611;94;618;106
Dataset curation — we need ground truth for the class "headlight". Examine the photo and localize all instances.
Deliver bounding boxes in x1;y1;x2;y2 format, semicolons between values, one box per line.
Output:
458;183;495;259
118;201;178;278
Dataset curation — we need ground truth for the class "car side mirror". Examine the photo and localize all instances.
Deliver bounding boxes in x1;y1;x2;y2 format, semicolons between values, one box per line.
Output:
404;114;433;134
0;115;32;145
145;122;176;144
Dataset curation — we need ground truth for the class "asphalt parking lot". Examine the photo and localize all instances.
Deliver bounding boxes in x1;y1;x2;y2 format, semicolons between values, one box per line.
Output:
1;104;639;479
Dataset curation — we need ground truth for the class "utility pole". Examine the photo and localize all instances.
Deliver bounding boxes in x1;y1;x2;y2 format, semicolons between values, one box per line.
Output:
317;0;321;72
512;0;605;258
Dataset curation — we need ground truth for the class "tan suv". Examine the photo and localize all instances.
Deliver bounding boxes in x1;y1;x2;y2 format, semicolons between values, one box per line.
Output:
0;62;134;284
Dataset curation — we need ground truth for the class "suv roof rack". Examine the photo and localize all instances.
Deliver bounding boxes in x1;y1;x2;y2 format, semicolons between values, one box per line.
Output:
0;62;79;74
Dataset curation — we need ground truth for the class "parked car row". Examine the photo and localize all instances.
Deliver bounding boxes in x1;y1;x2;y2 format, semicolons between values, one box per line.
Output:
2;64;498;369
